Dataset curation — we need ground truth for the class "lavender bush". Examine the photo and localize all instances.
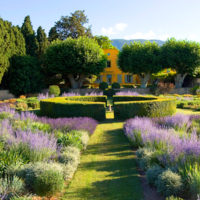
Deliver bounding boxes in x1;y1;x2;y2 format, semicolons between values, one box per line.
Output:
115;91;139;96
124;115;200;166
37;117;97;134
0;105;97;197
124;114;200;199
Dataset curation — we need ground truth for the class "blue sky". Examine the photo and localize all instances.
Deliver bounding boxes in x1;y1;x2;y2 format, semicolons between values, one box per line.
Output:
1;0;200;41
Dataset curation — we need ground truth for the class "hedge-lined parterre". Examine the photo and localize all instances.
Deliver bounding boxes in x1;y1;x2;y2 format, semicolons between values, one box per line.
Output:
40;96;107;121
113;95;176;120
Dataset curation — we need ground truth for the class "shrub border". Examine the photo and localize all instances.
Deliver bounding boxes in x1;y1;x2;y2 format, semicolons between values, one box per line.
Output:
40;96;107;121
113;95;176;120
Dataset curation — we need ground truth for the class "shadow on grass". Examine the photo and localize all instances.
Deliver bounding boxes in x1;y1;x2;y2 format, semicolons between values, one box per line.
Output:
63;126;143;200
65;175;143;200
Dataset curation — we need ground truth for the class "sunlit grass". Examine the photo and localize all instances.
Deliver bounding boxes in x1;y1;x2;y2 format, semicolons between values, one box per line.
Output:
62;121;143;200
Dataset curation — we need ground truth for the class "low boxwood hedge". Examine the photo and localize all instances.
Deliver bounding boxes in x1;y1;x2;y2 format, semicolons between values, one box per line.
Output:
113;95;176;120
40;96;106;121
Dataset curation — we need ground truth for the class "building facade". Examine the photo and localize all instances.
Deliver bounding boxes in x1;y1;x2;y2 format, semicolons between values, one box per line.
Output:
92;48;140;87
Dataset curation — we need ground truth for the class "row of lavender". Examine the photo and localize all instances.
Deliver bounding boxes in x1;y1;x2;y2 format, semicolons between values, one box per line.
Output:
124;114;200;200
0;106;97;199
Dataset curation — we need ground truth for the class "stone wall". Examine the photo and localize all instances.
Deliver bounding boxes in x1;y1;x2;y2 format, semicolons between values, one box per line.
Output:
0;90;15;100
0;87;193;100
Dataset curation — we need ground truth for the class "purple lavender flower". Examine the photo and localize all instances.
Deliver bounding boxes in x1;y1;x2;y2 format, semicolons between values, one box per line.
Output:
61;91;103;97
124;115;200;166
161;114;191;129
37;117;97;134
13;130;57;152
38;92;54;100
61;92;79;97
115;91;139;96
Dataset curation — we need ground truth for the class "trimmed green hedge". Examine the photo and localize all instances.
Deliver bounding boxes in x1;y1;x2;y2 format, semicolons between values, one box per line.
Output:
113;95;176;120
40;96;107;121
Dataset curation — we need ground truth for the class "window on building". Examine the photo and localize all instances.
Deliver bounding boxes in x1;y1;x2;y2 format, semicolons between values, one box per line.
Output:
107;74;112;85
125;75;133;83
107;60;111;68
117;74;122;83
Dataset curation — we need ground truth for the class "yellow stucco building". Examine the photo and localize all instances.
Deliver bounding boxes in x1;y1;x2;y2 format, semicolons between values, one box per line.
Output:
92;48;140;87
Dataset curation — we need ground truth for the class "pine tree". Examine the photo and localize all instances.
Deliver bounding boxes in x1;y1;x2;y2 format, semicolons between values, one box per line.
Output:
37;26;49;57
21;15;38;56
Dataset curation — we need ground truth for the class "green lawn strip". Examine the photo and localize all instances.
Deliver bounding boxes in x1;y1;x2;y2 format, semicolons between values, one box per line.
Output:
176;108;200;115
62;120;143;200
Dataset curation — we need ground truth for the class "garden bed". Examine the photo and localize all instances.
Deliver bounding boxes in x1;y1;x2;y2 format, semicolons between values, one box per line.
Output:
124;114;200;199
0;106;97;199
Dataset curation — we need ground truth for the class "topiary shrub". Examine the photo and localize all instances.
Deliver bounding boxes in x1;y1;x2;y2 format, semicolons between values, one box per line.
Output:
49;85;60;97
156;169;183;197
99;82;108;90
40;96;106;121
103;89;116;97
18;162;64;197
114;95;176;120
146;165;164;186
112;82;120;89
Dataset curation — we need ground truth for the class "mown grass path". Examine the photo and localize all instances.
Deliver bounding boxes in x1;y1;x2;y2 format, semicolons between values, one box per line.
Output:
62;119;143;200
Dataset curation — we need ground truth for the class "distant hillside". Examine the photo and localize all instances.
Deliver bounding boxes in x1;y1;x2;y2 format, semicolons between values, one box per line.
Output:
111;39;165;50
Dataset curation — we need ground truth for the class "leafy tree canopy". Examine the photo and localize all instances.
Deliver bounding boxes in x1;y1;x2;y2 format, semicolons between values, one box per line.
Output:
118;41;161;88
44;36;107;88
161;38;200;75
161;38;200;88
54;10;92;40
94;35;115;49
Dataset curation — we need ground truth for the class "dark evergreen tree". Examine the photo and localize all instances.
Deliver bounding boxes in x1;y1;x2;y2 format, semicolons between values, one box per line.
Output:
8;55;44;96
21;15;38;56
37;26;49;57
48;26;59;42
0;18;26;83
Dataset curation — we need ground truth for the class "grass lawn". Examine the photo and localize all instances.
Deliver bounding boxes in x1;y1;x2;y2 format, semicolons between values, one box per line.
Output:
62;119;143;200
176;108;200;115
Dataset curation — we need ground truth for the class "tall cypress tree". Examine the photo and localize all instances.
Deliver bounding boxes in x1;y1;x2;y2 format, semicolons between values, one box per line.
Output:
37;26;49;57
21;16;38;56
0;18;26;83
48;26;59;42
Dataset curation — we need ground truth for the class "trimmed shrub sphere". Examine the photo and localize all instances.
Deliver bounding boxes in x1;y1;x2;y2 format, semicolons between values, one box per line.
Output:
99;82;108;90
49;85;60;97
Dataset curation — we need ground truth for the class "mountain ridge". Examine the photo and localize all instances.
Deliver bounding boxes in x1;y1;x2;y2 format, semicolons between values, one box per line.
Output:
111;39;165;50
